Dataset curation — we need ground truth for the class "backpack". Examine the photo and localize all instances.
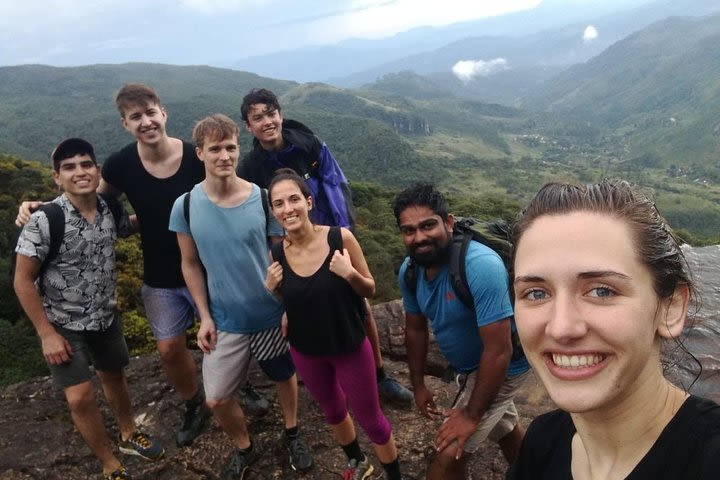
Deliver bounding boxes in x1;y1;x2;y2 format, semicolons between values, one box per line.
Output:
403;216;525;363
10;193;123;290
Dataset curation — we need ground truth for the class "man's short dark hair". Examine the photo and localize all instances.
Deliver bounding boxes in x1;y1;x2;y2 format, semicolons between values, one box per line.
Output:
392;182;450;226
51;138;96;171
241;88;281;122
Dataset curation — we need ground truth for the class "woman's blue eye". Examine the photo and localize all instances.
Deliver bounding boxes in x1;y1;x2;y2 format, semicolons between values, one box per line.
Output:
524;289;547;301
589;287;613;298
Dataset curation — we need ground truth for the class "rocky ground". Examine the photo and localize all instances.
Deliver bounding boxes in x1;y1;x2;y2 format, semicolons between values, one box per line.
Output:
0;302;554;480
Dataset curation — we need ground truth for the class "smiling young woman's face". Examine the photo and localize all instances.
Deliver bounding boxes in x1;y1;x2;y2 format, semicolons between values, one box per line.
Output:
512;211;671;414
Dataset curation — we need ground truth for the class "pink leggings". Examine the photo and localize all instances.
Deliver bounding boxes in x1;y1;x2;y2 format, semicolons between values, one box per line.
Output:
290;338;392;445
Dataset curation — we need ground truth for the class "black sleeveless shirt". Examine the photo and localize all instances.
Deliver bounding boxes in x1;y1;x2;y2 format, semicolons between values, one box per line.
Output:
273;227;365;356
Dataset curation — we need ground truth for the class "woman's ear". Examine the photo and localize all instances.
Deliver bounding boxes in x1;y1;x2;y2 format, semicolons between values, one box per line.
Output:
657;283;690;339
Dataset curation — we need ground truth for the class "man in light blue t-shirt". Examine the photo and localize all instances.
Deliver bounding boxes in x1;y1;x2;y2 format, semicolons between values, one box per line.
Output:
392;183;530;480
169;114;312;479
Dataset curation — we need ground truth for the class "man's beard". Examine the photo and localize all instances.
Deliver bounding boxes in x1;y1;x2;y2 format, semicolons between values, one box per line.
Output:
408;239;452;268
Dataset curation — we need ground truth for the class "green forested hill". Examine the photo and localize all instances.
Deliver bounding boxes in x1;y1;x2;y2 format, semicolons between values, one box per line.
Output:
524;14;720;169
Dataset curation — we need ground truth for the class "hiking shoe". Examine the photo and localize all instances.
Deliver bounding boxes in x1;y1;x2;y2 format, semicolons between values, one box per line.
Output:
238;383;270;416
220;448;258;480
103;466;132;480
119;430;165;460
176;398;212;446
286;435;313;472
343;457;374;480
378;375;413;405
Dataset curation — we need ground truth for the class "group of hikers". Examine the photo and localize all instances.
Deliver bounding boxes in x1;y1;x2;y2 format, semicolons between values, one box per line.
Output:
13;83;720;480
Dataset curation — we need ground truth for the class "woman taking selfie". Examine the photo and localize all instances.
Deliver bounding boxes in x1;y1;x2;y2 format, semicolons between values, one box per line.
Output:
507;179;720;479
265;168;408;480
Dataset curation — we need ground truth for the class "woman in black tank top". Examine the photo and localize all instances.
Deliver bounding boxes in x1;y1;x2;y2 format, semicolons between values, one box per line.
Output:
265;168;408;480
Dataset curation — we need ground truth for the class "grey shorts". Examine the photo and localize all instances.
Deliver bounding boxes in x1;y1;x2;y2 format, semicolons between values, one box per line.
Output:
48;318;130;390
451;370;529;453
141;284;197;340
203;326;294;400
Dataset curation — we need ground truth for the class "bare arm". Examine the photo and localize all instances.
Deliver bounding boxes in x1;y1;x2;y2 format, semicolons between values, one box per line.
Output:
177;233;216;353
13;255;72;364
436;318;513;457
328;228;375;297
405;311;439;417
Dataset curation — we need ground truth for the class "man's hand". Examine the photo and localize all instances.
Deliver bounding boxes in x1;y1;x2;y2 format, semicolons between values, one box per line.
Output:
16;201;43;227
197;317;217;353
265;261;283;292
413;384;441;419
40;330;73;365
435;407;480;459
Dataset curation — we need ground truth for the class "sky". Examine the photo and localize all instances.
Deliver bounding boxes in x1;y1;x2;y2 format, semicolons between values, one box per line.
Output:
0;0;543;67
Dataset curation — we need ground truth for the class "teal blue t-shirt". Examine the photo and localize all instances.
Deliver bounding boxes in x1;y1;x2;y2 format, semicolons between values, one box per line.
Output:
399;241;529;376
169;183;283;333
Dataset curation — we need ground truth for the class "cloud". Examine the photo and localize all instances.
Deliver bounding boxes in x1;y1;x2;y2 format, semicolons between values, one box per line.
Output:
583;25;598;42
178;0;270;14
452;58;508;82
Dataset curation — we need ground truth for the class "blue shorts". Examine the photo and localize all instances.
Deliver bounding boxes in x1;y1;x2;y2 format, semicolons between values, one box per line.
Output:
141;284;197;341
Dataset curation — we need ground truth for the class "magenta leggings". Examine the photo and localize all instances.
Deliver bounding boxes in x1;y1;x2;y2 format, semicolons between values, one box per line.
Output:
290;338;392;445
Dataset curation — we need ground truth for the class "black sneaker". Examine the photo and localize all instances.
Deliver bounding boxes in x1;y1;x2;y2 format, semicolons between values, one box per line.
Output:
176;399;212;446
103;466;132;480
238;384;270;416
286;435;313;472
220;448;257;480
378;375;413;405
119;430;165;460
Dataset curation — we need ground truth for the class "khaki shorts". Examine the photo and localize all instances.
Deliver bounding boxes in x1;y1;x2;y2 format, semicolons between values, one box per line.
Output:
451;370;529;453
203;327;293;400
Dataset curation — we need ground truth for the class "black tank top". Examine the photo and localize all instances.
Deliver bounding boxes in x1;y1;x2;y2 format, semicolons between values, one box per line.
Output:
273;227;365;356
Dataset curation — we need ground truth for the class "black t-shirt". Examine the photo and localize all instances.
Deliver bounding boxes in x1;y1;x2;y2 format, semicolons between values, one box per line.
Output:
507;395;720;480
102;141;205;288
273;227;365;356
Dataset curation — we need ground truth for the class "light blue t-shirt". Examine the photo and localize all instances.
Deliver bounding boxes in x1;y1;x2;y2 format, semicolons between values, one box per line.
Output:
169;183;284;334
399;241;529;376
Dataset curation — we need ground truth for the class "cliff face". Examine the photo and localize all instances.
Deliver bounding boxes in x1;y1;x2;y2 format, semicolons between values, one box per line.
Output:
1;246;717;479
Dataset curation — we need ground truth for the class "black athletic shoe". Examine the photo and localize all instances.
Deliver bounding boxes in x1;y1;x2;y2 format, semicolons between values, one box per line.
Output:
286;435;313;472
220;448;257;480
238;384;270;417
176;399;212;447
378;375;413;405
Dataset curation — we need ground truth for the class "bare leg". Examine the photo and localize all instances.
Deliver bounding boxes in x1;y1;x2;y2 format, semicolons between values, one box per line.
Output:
427;445;468;480
330;413;357;446
64;381;123;475
498;422;525;463
275;374;298;429
363;299;384;368
371;432;398;464
156;334;200;401
206;397;251;449
96;369;135;440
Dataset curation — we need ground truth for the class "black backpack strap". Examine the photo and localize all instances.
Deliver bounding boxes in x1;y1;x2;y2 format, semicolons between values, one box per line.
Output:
450;231;475;310
403;258;417;297
270;240;284;263
260;187;270;234
98;193;122;226
39;203;65;268
183;191;191;228
328;226;343;251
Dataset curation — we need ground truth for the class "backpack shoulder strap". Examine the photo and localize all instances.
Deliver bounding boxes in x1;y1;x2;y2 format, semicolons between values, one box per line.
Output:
450;231;474;310
328;226;343;251
183;191;191;228
403;258;417;298
98;193;122;226
38;203;65;267
270;240;284;263
260;187;270;232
